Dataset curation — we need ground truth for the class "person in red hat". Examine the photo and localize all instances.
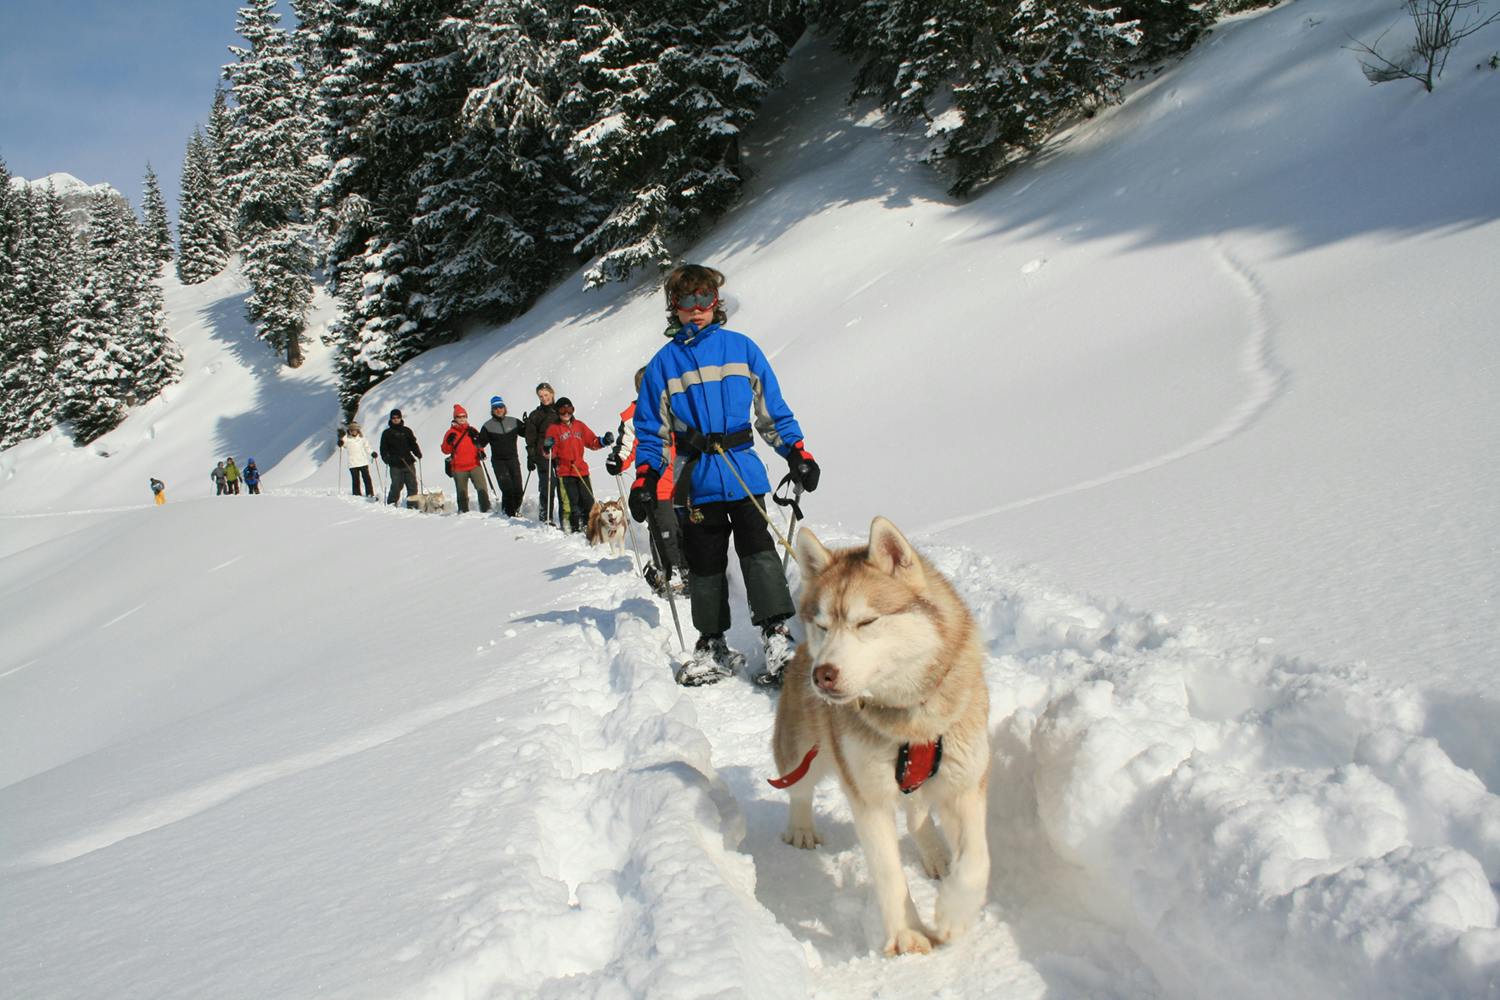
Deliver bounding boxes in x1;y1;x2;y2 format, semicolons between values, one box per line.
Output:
441;404;491;513
543;397;613;533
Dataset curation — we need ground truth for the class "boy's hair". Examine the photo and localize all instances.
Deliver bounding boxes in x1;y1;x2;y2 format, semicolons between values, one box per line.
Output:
634;366;647;392
664;264;728;328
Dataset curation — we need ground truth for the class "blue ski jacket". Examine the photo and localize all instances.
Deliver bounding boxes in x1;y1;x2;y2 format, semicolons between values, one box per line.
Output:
635;322;804;505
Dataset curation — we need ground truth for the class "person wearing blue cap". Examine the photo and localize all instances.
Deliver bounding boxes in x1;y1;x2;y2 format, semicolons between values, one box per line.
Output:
479;395;525;516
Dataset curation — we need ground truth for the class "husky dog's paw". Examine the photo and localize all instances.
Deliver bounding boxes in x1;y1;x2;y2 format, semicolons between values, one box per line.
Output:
932;888;982;943
883;927;934;956
781;823;822;849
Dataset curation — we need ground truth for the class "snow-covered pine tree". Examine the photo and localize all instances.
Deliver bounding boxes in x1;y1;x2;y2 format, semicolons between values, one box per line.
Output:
812;0;1141;195
562;1;796;287
1116;0;1211;62
177;128;232;283
225;0;318;368
1;182;88;445
420;0;589;320
0;158;30;447
943;0;1141;193
206;84;240;242
115;195;181;402
140;164;174;267
56;191;143;443
308;0;481;402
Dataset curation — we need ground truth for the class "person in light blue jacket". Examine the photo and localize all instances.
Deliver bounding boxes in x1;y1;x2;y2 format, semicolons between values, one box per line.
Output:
632;264;820;686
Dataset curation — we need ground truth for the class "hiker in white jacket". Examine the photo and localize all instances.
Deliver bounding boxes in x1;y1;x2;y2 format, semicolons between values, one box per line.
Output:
341;422;375;497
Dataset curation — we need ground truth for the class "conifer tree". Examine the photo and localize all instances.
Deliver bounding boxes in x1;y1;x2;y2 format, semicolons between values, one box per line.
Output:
226;0;318;367
57;192;140;443
561;1;795;286
206;85;239;232
0;158;29;446
1;182;88;444
177;128;232;283
141;164;174;266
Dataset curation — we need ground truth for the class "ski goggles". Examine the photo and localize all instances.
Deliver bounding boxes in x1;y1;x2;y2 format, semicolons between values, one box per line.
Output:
672;290;718;311
557;405;575;416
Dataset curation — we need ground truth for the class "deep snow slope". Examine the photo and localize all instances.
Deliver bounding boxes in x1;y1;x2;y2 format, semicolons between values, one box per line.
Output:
2;494;1497;999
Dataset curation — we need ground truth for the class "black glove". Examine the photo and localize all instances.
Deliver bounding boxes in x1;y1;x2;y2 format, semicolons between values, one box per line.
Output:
605;451;623;477
788;441;820;492
628;465;659;522
527;456;536;472
542;437;553;452
599;431;615;447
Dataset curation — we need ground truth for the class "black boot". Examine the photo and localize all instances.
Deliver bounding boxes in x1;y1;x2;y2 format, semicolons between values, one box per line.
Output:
677;634;744;686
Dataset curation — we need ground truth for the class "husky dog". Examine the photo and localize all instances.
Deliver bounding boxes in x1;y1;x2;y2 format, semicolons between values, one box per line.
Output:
406;490;447;514
771;517;991;956
586;498;628;555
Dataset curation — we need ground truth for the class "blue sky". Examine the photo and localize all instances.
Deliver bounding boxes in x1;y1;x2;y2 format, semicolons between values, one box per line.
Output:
0;1;288;225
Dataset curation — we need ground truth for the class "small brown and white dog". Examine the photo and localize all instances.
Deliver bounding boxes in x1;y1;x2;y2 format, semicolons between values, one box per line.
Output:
406;490;447;514
771;517;991;957
586;498;628;555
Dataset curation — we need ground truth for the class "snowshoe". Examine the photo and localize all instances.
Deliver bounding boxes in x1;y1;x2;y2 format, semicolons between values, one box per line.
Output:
676;635;744;687
646;565;691;599
754;620;796;688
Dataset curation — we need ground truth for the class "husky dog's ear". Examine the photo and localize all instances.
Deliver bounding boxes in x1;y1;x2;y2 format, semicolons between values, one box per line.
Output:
795;527;833;576
867;516;924;588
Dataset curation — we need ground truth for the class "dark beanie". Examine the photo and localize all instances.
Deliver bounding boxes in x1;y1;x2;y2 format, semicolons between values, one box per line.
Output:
555;396;573;410
389;408;402;419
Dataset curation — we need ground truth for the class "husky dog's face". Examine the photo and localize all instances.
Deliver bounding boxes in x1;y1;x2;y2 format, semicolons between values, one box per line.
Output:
795;517;944;706
599;500;624;528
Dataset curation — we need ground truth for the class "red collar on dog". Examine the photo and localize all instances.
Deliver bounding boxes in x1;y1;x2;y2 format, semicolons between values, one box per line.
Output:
768;745;819;789
896;737;943;793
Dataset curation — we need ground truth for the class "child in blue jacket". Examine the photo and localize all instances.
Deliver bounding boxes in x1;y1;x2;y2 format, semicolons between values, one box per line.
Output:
631;264;820;686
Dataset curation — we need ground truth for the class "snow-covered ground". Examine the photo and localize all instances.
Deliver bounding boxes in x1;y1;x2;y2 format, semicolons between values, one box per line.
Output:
3;0;1499;996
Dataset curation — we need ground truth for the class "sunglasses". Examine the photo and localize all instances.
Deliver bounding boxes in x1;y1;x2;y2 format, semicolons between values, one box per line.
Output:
558;407;575;416
673;290;718;311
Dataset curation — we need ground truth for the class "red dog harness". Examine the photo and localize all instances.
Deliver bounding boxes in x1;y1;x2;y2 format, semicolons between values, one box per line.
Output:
895;738;943;794
767;737;944;793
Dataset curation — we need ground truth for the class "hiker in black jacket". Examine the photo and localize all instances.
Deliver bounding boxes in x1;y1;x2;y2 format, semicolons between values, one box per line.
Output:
380;409;423;506
479;395;525;516
523;382;561;526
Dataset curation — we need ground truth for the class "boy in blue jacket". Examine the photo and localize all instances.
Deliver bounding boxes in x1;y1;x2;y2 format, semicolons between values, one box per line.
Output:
631;264;820;686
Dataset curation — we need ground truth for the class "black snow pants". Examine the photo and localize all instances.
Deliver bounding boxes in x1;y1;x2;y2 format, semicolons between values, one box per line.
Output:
680;496;794;635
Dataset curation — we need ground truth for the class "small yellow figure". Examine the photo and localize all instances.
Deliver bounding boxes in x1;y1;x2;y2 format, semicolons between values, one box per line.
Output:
150;477;166;505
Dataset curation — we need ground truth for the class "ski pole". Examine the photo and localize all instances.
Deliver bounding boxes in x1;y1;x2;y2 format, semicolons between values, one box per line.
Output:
618;474;686;653
780;482;805;572
373;459;385;498
481;460;498;509
614;474;647;578
336;431;343;497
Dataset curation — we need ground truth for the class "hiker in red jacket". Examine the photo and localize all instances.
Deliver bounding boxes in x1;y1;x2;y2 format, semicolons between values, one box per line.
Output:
543;397;613;533
441;404;491;514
